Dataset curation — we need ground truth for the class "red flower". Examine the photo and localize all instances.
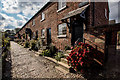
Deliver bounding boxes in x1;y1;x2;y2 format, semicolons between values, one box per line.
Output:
76;63;79;66
79;57;82;60
91;48;93;50
82;53;85;57
86;51;89;53
79;54;81;56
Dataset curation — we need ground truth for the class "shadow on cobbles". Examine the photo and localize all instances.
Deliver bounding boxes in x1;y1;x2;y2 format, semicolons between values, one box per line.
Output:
2;48;12;80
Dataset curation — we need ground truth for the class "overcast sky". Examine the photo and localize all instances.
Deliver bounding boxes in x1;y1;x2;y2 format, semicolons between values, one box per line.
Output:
0;0;120;31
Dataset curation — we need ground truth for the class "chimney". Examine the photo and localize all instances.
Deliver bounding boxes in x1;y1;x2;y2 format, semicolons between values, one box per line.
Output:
109;20;116;24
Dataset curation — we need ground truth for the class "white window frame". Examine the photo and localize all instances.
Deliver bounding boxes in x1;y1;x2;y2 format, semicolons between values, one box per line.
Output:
57;23;67;38
57;0;66;12
32;19;35;26
41;29;45;38
105;8;108;19
41;12;45;22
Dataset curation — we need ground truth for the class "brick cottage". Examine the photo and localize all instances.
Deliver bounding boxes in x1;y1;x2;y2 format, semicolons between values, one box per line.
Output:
14;1;120;74
18;1;120;63
15;1;109;51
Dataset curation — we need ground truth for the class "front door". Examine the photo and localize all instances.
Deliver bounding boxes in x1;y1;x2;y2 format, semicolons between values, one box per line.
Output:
105;32;112;62
47;28;51;45
72;20;83;45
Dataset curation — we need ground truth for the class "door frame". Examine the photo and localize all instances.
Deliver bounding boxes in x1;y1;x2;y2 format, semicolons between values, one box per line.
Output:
47;28;51;46
71;19;84;46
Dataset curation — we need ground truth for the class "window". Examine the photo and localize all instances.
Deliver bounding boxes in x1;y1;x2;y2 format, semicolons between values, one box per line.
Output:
58;0;66;11
41;12;45;21
58;23;67;36
32;19;35;26
105;8;108;19
41;29;45;37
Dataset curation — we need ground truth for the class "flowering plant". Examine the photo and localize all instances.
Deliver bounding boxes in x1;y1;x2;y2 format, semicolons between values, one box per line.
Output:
67;42;96;71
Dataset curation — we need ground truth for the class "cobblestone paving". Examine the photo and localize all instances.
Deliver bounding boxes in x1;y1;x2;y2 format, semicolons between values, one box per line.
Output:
11;41;84;78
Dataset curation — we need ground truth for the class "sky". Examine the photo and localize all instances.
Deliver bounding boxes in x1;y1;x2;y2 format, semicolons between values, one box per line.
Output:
0;0;120;31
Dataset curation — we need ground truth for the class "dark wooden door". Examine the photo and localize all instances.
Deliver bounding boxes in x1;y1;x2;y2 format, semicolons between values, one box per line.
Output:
72;21;83;45
47;28;51;45
105;32;112;62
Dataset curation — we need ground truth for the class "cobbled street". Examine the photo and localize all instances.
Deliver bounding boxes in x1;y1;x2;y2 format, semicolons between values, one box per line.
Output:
10;41;83;78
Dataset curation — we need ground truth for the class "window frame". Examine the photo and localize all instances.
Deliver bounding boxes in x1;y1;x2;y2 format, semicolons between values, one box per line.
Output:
57;23;67;37
41;12;45;22
105;8;108;19
41;29;45;38
32;19;35;26
57;0;66;12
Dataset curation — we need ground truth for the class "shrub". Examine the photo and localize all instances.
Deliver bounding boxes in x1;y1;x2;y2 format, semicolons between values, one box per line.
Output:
24;41;29;48
67;42;99;71
30;40;36;49
55;52;64;61
42;49;51;56
49;44;57;57
65;45;71;51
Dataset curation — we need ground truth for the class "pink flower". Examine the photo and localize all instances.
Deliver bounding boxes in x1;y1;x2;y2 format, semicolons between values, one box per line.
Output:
71;47;73;49
75;41;77;44
80;62;83;66
79;54;81;56
75;66;77;69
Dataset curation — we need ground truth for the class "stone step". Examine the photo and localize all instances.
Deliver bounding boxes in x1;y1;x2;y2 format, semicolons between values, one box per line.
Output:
63;53;69;57
57;61;70;72
66;50;72;54
61;58;68;64
55;66;69;74
44;57;70;72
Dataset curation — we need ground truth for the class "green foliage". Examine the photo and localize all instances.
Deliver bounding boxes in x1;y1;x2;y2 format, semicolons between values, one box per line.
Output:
65;45;71;51
42;49;51;56
2;37;10;47
55;52;64;61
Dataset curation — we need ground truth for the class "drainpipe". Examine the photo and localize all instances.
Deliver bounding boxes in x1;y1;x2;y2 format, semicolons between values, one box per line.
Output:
92;2;95;26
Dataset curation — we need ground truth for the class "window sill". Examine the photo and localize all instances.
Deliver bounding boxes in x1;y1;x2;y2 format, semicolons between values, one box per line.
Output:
40;19;45;22
32;25;35;26
41;36;45;39
57;6;67;12
57;35;67;38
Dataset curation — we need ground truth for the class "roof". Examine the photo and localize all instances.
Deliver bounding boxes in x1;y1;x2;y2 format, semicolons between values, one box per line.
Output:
16;2;52;35
61;4;90;20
